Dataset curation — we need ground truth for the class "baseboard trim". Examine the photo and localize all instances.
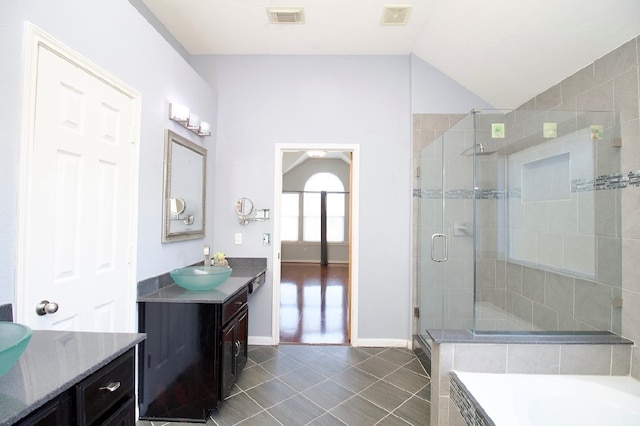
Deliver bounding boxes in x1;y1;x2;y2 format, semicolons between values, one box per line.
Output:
248;336;277;346
248;336;411;348
353;338;411;348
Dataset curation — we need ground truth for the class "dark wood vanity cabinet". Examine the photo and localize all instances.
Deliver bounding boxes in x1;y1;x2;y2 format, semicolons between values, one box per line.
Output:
76;349;135;425
17;391;74;425
137;287;250;422
220;304;248;399
17;349;135;426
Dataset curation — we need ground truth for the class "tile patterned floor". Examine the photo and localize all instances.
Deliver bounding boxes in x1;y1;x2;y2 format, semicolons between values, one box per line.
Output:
138;344;431;426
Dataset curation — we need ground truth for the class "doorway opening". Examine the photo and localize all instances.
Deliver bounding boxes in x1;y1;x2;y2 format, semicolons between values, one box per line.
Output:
273;145;359;346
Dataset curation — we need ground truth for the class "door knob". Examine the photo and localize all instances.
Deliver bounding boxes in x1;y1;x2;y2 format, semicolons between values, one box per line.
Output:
36;300;59;316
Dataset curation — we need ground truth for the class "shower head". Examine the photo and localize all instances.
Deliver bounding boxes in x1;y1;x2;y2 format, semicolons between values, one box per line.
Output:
459;143;497;156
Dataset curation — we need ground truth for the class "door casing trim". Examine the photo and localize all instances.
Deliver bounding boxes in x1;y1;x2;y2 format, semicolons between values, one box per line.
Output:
272;143;360;346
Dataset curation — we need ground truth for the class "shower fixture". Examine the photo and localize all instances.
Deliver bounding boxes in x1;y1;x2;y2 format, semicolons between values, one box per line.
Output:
459;143;496;156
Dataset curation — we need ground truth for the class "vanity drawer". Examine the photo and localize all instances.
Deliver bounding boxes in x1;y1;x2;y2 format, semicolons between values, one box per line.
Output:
222;288;248;324
248;272;265;294
76;349;134;425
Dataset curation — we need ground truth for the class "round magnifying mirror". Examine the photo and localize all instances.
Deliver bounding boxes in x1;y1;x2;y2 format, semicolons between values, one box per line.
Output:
170;197;186;216
235;198;254;217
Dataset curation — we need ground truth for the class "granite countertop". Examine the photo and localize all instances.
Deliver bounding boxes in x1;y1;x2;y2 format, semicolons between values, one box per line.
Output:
137;266;266;304
0;330;145;425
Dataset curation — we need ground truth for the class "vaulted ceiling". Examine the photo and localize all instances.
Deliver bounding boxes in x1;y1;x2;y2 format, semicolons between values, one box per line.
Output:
140;0;640;108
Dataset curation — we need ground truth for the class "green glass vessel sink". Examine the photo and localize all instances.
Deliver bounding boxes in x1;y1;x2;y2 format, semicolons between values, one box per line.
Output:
0;322;33;377
170;266;233;291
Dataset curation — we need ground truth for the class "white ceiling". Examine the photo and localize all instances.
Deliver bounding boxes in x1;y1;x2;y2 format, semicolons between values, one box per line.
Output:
141;0;640;108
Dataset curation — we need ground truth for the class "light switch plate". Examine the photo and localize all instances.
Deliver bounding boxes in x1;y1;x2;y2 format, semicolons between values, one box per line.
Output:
262;233;271;246
235;233;242;244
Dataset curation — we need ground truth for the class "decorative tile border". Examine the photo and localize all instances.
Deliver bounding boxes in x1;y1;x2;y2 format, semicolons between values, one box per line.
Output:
414;170;640;199
450;372;494;426
573;170;640;192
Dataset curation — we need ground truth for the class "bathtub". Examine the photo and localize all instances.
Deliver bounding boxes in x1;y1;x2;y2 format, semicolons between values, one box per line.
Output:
452;371;640;426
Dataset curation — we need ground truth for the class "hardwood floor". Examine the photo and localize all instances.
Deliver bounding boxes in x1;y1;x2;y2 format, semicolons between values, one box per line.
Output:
279;262;349;345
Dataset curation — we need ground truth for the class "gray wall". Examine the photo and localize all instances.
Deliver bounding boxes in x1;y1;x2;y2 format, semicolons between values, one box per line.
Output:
0;1;217;308
0;1;498;343
283;158;351;192
511;37;640;377
411;55;493;113
192;54;489;341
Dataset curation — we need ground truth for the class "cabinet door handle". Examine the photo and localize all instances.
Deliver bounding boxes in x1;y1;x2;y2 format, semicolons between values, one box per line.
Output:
99;381;121;392
234;341;241;357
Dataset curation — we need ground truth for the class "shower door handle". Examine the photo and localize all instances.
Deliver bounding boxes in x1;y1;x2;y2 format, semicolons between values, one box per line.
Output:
430;233;448;262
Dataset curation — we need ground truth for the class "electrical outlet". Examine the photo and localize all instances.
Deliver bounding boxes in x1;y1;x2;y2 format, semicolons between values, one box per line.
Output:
235;233;242;244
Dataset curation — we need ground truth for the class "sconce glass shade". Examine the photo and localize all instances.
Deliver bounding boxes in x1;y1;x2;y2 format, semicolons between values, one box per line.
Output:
199;121;211;136
170;103;190;122
187;113;201;130
168;102;210;138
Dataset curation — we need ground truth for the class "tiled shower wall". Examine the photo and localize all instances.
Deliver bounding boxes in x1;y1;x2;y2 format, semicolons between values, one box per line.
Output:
517;36;640;378
473;109;624;334
413;35;640;374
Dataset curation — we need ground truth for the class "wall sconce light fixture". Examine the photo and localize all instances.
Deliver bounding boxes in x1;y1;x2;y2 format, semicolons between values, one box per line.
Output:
169;102;211;137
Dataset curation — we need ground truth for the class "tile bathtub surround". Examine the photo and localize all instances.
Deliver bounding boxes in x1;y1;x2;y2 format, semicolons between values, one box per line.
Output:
138;344;430;426
449;373;492;426
429;338;632;426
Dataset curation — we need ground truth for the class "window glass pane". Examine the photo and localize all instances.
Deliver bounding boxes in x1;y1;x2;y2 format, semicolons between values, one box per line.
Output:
303;217;320;241
326;193;345;215
302;172;346;243
303;193;320;216
281;193;299;241
304;173;344;192
327;193;345;242
281;217;298;241
282;193;299;215
326;217;344;242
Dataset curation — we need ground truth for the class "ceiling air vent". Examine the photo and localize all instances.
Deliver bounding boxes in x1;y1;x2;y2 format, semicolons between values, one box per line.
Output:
267;7;305;24
381;5;412;26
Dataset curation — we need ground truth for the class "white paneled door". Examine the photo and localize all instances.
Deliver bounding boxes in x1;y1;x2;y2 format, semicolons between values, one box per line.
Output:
18;31;139;332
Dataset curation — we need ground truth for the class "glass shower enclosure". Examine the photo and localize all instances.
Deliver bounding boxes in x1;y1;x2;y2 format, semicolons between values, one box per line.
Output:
416;109;622;336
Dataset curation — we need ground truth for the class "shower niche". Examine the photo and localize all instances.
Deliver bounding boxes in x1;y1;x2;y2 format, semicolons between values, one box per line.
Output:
414;108;623;336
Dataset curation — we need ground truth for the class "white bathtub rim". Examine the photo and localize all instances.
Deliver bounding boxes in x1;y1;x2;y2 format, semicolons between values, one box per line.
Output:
453;371;640;426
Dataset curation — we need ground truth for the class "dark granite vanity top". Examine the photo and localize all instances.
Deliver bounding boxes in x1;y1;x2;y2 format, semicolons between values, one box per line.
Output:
137;257;267;304
0;330;145;425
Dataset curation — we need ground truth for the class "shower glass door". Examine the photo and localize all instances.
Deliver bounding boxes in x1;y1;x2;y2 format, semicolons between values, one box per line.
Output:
418;114;475;332
417;108;622;336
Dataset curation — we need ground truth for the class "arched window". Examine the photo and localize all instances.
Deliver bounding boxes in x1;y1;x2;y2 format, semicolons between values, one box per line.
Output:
303;173;345;242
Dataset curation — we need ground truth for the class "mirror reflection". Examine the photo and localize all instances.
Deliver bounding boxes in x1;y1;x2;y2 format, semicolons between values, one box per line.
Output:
170;197;186;216
162;130;207;242
235;198;254;217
